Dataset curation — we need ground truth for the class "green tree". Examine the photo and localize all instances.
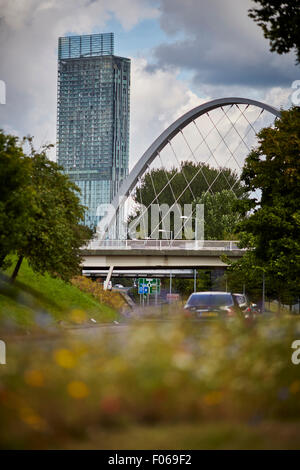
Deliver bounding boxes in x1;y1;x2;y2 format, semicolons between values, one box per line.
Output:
249;1;300;63
0;131;33;268
133;161;245;208
0;131;93;281
234;107;300;303
222;240;267;302
196;190;243;240
173;270;212;297
130;161;245;238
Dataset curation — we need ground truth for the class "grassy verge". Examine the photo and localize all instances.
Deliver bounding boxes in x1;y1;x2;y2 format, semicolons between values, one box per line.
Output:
0;258;120;330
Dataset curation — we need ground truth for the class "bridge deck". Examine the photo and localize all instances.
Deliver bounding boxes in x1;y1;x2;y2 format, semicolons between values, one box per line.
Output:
83;239;243;251
81;240;245;272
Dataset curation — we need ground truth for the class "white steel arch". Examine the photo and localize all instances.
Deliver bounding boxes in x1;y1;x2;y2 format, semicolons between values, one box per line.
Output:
100;97;280;238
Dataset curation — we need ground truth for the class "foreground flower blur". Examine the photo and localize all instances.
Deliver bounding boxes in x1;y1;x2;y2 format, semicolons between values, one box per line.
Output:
1;315;300;448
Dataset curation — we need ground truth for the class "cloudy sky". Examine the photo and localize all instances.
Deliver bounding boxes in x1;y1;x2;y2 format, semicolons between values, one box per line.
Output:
0;0;298;168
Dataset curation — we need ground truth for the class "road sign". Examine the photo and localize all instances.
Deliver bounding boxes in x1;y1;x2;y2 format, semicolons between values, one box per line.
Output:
138;285;149;294
138;278;160;295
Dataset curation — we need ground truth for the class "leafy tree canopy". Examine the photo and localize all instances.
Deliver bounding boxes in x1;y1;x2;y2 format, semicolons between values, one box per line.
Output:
0;132;33;266
196;190;243;240
234;107;300;300
129;161;246;240
0;131;93;281
249;1;300;63
128;160;247;241
133;161;245;208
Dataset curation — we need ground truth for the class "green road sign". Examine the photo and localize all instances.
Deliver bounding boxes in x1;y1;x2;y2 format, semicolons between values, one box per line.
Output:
138;278;161;295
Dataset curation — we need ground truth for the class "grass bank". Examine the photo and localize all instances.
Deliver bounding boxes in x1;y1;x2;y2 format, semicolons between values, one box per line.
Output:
0;258;120;330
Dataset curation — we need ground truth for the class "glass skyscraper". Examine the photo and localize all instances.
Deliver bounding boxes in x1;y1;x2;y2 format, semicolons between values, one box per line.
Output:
57;33;130;228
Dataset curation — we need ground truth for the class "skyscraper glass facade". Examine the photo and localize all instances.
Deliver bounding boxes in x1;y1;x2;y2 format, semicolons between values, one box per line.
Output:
57;33;130;228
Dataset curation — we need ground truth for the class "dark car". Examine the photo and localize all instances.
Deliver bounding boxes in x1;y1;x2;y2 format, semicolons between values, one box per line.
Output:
184;291;242;319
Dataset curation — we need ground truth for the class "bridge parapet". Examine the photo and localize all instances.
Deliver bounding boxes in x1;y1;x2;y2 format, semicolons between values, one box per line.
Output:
83;239;244;251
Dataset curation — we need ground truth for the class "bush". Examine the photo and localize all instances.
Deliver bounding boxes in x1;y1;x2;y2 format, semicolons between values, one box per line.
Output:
71;276;127;312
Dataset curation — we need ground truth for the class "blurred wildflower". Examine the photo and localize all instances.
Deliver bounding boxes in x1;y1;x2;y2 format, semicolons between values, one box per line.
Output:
290;380;300;394
100;395;122;415
203;390;223;406
67;381;89;399
24;369;44;387
54;348;76;369
69;309;87;324
20;406;47;431
1;316;300;448
172;351;193;370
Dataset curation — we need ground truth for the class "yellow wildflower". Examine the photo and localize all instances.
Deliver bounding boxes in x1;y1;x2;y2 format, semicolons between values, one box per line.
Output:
24;370;44;387
203;390;223;406
290;380;300;394
67;381;90;399
54;349;76;369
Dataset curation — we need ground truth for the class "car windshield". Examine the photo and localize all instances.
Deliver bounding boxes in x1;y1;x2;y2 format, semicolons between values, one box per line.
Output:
187;293;234;307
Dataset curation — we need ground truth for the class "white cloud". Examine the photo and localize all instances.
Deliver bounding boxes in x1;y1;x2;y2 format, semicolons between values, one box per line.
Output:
0;0;293;173
130;58;206;168
154;0;298;89
263;87;292;110
0;0;159;158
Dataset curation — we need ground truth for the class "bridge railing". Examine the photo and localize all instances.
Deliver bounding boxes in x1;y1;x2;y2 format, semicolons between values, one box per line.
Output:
84;239;242;251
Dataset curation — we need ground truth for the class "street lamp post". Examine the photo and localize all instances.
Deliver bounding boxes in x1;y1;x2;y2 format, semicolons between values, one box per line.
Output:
262;272;265;314
255;266;266;313
158;229;173;245
159;229;173;294
180;215;198;249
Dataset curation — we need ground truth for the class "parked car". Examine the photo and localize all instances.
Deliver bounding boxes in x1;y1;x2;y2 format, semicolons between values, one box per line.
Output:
113;284;124;289
184;291;242;319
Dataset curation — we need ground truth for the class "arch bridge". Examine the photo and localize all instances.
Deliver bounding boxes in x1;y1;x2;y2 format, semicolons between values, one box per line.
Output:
82;97;280;285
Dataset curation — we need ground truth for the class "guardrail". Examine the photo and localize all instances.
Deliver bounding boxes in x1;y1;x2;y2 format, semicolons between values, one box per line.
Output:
83;239;242;251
